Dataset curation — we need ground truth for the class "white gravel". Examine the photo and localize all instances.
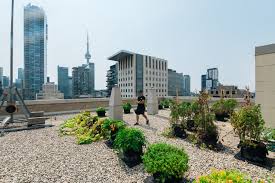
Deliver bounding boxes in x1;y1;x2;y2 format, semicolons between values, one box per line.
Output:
0;111;274;183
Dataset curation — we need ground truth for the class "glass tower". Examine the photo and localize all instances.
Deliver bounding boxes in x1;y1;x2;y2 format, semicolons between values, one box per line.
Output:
58;66;69;98
183;75;191;96
24;4;47;100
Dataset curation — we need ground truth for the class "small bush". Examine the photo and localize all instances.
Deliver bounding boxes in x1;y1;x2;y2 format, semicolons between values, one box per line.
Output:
114;128;146;153
224;99;238;115
143;143;189;182
102;119;126;140
123;103;132;110
96;107;106;117
194;169;252;183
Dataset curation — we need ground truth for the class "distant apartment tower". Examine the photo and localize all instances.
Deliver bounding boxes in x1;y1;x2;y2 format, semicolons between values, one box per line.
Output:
15;68;24;89
36;82;64;100
168;69;183;96
58;66;70;98
255;44;275;128
183;75;191;96
2;76;9;88
201;74;207;91
24;4;48;100
108;50;168;98
106;63;118;97
72;34;95;98
206;68;219;90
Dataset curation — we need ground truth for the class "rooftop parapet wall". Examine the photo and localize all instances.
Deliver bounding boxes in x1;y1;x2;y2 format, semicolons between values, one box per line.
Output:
0;97;252;116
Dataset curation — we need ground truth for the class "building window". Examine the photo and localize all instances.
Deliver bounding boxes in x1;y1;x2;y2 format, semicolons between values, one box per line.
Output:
156;60;158;69
232;91;236;95
226;91;230;95
216;91;218;95
149;57;151;68
146;57;148;67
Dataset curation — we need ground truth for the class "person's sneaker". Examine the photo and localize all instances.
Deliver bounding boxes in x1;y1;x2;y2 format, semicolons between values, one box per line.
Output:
134;122;139;126
146;120;149;125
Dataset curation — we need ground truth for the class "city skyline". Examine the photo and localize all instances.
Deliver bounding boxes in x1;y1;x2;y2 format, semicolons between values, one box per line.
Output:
1;0;275;91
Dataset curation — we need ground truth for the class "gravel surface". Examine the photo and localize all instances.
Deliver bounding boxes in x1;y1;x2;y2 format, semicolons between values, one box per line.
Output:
0;111;274;183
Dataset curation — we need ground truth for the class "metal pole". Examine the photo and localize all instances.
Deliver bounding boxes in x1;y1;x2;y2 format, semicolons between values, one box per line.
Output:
10;0;15;122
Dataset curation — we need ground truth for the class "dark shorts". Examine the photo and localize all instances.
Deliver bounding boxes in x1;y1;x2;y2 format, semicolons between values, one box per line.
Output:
135;105;145;115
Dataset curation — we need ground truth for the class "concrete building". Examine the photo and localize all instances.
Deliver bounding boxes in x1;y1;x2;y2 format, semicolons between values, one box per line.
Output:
255;44;275;128
58;66;70;99
108;50;168;98
206;68;219;90
168;69;183;96
36;82;64;100
72;34;95;98
208;85;254;99
183;75;191;96
201;74;207;91
24;4;48;100
106;64;118;97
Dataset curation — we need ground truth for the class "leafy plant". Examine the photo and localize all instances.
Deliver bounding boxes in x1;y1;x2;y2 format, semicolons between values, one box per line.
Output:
102;119;126;140
96;107;106;113
123;103;132;111
231;104;265;143
193;91;218;146
194;169;252;183
114;128;146;153
262;128;275;142
211;99;226;115
59;111;105;145
143;143;189;182
160;99;170;108
169;100;181;125
224;99;238;115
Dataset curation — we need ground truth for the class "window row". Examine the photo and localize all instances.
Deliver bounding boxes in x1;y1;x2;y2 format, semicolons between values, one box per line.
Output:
118;57;133;70
145;56;167;70
118;77;133;82
145;83;167;88
146;70;167;76
119;83;133;87
145;77;167;82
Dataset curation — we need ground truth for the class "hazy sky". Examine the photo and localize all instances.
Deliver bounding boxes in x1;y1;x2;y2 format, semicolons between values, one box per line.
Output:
1;0;275;91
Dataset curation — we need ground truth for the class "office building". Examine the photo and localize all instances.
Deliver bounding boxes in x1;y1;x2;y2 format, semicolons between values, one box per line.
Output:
183;75;191;96
201;74;207;91
24;4;48;100
106;63;118;97
72;34;95;98
36;82;64;100
108;50;168;98
0;67;3;84
168;69;184;96
68;76;72;99
206;68;219;90
255;44;275;128
2;76;9;88
58;66;70;98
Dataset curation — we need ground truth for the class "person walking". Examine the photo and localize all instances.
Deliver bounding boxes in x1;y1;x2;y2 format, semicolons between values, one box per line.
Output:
134;91;149;125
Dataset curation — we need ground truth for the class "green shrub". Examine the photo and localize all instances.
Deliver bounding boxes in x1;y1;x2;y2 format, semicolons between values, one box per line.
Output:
143;143;189;182
160;99;170;108
194;169;252;183
262;128;275;141
114;128;146;153
211;99;226;115
123;103;132;111
224;99;238;115
96;107;106;113
102;119;126;140
231;104;265;143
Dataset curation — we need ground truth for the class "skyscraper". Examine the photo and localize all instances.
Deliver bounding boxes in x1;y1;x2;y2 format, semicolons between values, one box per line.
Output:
72;34;95;98
58;66;70;99
106;64;118;97
183;75;191;96
16;68;24;89
108;50;168;98
2;76;9;88
201;74;207;91
24;4;48;100
206;68;219;90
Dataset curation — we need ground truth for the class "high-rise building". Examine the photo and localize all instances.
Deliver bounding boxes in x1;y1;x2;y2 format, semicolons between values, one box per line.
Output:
0;67;3;84
68;76;72;99
2;76;9;88
183;75;191;96
168;69;183;96
201;74;207;91
255;44;275;128
58;66;70;99
108;50;168;98
18;68;24;80
16;68;24;89
106;63;118;97
72;34;95;98
24;4;48;100
206;68;219;90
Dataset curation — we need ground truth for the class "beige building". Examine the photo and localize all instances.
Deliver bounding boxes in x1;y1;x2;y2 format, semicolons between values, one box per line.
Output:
108;50;168;98
208;85;254;99
255;44;275;128
36;82;64;100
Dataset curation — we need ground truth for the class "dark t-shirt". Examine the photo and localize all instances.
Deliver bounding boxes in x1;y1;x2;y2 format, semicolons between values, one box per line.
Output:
137;96;145;107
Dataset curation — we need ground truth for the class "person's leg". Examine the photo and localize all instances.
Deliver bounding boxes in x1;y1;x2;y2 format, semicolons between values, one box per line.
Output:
142;114;149;125
134;114;139;125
